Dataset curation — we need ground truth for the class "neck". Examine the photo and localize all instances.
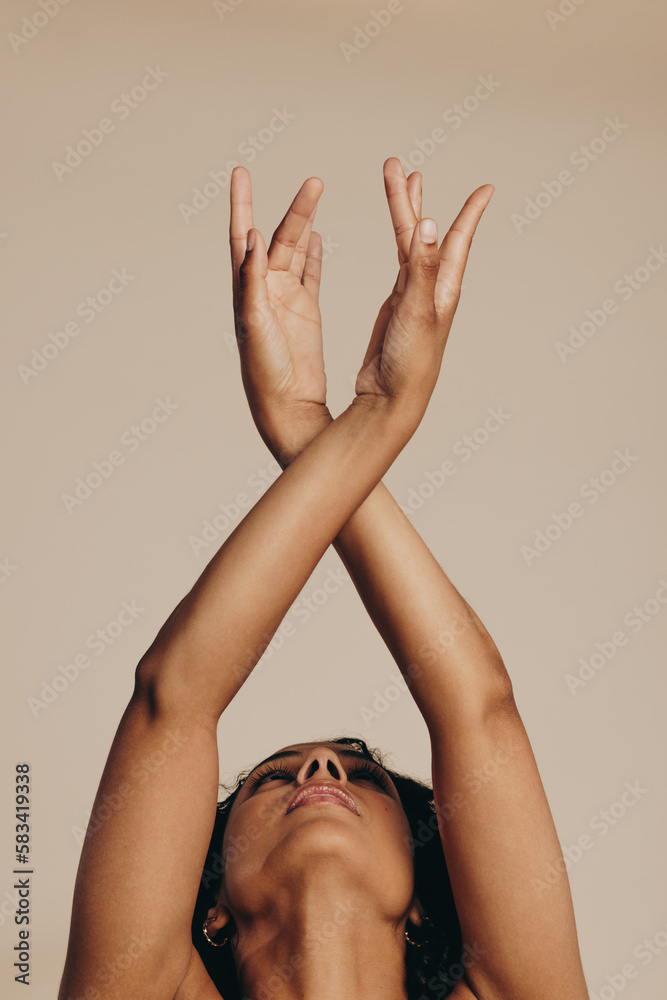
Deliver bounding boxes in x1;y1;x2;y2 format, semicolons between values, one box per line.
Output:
231;884;410;1000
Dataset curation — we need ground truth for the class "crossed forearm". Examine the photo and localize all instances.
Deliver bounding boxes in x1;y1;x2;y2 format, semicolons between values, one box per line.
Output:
332;481;512;735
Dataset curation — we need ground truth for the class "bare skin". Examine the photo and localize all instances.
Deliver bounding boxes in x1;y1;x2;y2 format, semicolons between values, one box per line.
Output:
203;740;425;1000
56;161;589;1000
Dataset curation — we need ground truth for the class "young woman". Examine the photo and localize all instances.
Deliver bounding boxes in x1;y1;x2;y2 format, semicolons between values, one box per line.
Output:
57;160;589;1000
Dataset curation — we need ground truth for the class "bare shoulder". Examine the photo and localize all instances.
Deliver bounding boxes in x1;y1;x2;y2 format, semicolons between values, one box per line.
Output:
172;944;222;1000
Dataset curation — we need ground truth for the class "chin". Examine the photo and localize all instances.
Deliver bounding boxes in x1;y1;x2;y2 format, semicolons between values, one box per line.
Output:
274;816;366;864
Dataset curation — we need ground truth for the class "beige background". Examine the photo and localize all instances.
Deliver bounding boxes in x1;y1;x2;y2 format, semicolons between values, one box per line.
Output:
2;0;666;996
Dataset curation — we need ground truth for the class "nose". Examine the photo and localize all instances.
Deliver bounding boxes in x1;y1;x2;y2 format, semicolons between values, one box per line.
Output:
296;746;348;785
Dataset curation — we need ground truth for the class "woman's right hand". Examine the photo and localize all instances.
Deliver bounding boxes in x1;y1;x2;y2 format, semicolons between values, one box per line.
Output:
355;161;494;424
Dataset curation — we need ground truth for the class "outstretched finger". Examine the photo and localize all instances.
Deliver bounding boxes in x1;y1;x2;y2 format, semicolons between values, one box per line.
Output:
435;184;495;309
230;166;255;298
267;176;324;273
383;157;420;266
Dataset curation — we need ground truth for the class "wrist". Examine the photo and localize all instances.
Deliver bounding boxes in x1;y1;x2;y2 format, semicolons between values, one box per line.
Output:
350;391;423;440
265;403;335;469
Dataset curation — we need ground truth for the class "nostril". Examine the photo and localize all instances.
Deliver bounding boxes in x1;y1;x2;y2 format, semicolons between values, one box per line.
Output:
306;759;341;780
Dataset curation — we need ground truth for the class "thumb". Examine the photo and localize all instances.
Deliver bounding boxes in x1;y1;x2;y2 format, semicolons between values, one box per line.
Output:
400;218;441;313
236;228;271;340
239;227;267;282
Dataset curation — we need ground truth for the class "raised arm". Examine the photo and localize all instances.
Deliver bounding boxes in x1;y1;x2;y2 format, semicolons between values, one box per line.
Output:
57;183;490;1000
234;160;589;999
331;486;590;1000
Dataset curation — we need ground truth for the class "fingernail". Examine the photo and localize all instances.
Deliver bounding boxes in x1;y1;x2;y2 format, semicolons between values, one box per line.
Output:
419;219;437;244
246;230;255;252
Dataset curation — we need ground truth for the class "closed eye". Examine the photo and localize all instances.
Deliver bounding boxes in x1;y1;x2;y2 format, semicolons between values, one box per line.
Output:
246;759;392;791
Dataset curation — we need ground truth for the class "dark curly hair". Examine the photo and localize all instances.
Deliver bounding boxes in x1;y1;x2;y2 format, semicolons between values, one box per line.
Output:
191;735;468;1000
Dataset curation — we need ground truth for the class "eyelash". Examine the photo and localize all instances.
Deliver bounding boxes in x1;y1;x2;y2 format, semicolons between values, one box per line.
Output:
248;759;391;790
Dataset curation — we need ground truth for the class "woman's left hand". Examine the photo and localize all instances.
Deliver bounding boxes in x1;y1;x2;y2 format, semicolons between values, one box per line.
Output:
229;166;333;466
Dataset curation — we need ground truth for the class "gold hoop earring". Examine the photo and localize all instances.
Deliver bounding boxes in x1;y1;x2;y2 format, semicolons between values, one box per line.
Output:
405;914;431;947
203;919;228;948
404;924;420;947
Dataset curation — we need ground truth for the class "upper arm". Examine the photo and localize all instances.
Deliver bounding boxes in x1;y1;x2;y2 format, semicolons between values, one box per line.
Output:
429;692;589;1000
58;663;221;1000
172;945;223;1000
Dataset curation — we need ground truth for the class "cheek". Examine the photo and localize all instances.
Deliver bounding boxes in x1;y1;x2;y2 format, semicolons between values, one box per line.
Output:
372;804;415;862
221;801;276;876
365;809;418;910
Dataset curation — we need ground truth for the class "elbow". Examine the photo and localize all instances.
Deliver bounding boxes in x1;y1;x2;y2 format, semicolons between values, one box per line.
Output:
131;645;189;721
482;662;519;722
132;642;224;726
131;649;164;719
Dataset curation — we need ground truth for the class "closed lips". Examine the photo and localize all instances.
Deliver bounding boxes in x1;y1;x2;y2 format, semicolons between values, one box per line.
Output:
286;784;359;815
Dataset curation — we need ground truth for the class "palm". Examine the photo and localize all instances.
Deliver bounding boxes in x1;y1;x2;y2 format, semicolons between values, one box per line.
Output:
264;269;327;405
229;160;428;452
355;281;406;397
230;167;330;423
